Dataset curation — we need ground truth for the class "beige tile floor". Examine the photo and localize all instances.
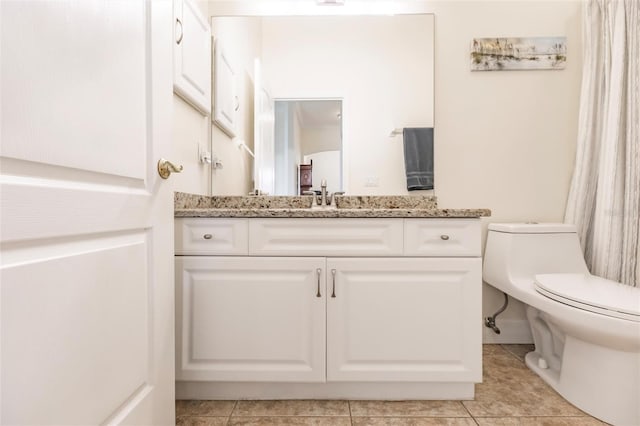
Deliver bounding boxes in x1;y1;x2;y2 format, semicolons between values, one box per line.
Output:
176;344;608;426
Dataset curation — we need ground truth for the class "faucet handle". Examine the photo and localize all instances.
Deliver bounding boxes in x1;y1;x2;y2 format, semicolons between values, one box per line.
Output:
329;191;345;206
302;190;319;206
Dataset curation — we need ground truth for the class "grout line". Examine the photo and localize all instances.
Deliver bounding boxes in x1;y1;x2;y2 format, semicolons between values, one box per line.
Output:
500;344;533;364
500;344;521;362
348;400;353;425
226;400;238;426
460;397;480;424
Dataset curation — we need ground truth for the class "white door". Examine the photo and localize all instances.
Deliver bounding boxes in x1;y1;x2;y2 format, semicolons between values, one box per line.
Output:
0;1;175;424
175;257;326;382
326;258;482;383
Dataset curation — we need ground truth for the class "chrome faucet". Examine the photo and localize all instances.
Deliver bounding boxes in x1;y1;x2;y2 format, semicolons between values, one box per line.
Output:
320;179;328;207
302;179;343;207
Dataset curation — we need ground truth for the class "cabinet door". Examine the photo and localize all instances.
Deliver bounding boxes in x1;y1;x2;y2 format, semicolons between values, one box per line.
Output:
326;258;482;382
173;0;211;114
176;256;326;382
212;39;237;137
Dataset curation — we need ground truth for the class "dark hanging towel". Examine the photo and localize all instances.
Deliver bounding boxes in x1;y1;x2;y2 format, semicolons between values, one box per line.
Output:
403;127;434;190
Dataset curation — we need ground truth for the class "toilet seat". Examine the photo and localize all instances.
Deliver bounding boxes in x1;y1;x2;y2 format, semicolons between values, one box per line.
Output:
534;273;640;322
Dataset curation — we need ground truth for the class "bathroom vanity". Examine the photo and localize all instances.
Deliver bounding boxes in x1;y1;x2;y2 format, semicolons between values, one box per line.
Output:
174;194;490;400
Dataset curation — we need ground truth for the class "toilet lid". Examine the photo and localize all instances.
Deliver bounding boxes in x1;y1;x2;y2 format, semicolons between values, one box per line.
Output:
534;273;640;322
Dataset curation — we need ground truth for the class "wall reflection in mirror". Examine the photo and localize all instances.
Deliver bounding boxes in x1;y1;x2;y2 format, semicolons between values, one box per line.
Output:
274;99;342;196
211;14;434;195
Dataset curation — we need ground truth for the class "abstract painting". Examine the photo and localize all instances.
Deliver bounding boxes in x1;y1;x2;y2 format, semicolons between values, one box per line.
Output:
471;37;567;71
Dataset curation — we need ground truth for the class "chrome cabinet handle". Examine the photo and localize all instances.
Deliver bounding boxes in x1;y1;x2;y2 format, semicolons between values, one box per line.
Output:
203;234;213;240
157;158;183;179
440;235;450;240
176;18;184;44
316;268;322;298
331;269;337;298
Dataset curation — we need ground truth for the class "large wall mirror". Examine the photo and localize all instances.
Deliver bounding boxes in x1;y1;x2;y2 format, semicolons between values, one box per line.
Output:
211;11;434;195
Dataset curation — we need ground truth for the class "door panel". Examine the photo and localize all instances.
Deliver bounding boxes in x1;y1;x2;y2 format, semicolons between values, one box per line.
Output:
326;258;482;382
1;234;149;424
176;257;326;382
0;1;174;424
0;1;147;179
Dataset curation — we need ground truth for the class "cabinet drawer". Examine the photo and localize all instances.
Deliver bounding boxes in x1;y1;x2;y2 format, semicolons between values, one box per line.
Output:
404;219;480;257
249;218;403;256
175;218;248;255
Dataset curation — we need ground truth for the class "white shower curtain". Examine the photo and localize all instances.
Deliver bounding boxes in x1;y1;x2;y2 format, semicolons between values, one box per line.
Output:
564;0;639;286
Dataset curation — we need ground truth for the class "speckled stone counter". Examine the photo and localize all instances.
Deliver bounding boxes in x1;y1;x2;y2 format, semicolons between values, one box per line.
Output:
175;192;491;218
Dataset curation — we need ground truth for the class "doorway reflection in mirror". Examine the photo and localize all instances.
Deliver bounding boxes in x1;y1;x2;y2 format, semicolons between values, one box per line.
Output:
274;99;343;196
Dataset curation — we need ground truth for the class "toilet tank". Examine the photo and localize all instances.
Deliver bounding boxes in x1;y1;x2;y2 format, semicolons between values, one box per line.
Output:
483;223;590;288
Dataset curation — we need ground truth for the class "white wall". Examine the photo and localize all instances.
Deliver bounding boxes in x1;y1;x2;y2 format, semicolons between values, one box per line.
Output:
301;125;341;157
171;96;212;194
429;0;582;342
301;124;342;192
304;150;341;193
261;15;434;195
210;17;262;195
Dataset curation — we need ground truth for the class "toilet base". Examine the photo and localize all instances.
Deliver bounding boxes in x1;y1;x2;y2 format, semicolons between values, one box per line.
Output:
526;335;640;426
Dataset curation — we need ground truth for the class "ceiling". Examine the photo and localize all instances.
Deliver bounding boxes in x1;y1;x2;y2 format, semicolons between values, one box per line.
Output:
295;100;342;127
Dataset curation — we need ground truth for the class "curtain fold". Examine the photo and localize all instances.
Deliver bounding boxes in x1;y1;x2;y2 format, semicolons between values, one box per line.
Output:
564;0;639;286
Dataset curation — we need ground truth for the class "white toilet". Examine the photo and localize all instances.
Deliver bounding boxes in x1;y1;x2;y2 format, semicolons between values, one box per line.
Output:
483;223;640;426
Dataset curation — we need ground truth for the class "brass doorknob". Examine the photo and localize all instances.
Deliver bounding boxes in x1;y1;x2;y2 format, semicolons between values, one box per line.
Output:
158;158;183;179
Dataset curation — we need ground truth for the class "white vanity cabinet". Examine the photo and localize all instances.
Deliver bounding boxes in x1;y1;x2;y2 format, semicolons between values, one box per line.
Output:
175;217;482;399
173;0;211;114
326;257;481;383
175;256;326;382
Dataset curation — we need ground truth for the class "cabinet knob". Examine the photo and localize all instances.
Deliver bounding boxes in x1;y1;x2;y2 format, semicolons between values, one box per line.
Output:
203;234;213;240
440;235;450;240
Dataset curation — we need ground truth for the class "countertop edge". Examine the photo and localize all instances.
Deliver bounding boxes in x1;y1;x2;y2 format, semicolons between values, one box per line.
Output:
174;208;492;218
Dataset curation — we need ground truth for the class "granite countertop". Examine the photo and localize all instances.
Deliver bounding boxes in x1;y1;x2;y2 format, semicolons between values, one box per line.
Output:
174;192;491;218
